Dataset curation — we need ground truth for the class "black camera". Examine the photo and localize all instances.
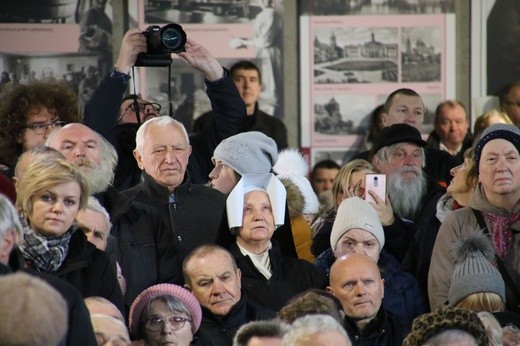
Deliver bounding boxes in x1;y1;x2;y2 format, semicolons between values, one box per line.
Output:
134;23;187;67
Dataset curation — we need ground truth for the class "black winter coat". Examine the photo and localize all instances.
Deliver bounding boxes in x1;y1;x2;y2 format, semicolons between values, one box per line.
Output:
228;241;327;312
49;229;124;313
124;171;226;264
97;186;182;311
344;308;411;346
194;294;276;346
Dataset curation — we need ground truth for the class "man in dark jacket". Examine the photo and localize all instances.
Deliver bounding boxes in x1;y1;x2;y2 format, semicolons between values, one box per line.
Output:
126;116;227;264
426;100;473;165
370;123;445;293
352;88;455;186
192;60;288;151
327;253;411;345
0;194;97;346
84;29;247;190
46;123;182;311
183;244;276;346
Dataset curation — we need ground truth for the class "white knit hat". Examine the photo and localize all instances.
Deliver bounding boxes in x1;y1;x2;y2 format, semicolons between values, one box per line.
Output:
226;173;286;232
273;148;319;214
330;197;384;251
212;131;278;175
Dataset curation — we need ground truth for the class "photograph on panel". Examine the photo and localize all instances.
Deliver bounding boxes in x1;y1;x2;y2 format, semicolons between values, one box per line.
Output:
313;27;398;84
0;52;99;113
401;26;441;83
313;94;383;137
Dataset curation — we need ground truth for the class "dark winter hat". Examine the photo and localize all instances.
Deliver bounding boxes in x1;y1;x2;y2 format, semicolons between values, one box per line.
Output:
475;123;520;171
129;283;202;336
212;131;278;175
448;233;505;306
371;123;427;156
403;306;488;346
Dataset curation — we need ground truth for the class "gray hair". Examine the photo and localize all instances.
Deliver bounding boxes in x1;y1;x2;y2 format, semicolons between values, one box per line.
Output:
233;319;291;346
281;314;351;346
135;116;189;153
477;311;503;346
85;196;112;234
374;142;426;168
0;194;22;243
423;329;478;346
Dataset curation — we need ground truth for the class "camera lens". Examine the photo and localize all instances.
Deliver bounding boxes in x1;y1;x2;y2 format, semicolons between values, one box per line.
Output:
160;24;186;53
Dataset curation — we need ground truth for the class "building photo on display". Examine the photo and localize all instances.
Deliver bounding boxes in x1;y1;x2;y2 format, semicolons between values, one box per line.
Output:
313;27;398;84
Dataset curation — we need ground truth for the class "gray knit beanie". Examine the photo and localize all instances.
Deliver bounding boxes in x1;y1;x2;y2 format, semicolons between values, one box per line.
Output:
330;197;384;251
474;123;520;172
448;233;506;306
212;131;278;175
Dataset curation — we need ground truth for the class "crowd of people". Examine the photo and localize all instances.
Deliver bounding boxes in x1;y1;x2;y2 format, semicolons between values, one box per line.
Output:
2;27;520;346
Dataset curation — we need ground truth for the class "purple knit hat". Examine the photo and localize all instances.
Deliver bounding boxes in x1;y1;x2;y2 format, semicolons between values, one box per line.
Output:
129;284;202;336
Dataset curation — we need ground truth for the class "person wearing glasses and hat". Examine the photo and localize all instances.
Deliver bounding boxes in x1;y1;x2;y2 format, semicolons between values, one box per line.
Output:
84;29;247;191
0;81;79;177
129;283;202;346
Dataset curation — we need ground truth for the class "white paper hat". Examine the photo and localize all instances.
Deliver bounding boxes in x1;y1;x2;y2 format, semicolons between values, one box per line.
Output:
226;173;286;232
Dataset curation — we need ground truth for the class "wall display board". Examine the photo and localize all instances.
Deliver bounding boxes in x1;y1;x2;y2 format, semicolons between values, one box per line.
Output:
298;1;455;167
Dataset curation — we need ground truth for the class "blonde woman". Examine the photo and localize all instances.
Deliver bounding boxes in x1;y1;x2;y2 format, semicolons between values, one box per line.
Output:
16;157;123;312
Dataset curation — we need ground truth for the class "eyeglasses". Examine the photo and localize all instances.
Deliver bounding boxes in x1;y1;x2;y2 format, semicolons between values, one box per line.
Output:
145;316;192;332
124;102;162;114
25;120;65;135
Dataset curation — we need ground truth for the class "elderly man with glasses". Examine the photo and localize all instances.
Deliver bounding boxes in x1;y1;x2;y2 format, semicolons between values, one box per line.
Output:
84;28;246;190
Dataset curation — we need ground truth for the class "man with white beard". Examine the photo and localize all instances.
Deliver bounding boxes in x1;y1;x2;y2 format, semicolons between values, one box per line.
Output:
46;123;182;312
371;123;445;294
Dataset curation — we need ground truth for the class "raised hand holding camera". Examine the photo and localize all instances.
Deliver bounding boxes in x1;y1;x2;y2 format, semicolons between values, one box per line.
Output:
134;23;187;67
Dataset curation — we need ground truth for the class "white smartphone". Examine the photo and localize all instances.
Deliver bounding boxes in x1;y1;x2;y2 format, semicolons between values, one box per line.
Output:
365;174;386;204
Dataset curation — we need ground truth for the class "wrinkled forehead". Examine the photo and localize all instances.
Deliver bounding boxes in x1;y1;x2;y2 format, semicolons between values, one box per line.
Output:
143;122;189;145
482;137;520;155
51;124;98;144
189;250;235;274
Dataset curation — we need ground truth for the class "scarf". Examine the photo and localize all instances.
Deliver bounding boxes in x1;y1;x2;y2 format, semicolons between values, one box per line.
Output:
19;215;74;273
237;242;273;279
482;210;520;260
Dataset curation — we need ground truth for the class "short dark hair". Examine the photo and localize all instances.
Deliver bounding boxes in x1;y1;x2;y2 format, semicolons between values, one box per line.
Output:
498;81;520;106
383;88;422;113
233;320;290;346
229;60;262;84
311;160;340;180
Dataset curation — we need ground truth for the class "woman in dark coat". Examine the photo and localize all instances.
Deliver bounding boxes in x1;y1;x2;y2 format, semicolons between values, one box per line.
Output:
16;157;123;313
226;173;327;312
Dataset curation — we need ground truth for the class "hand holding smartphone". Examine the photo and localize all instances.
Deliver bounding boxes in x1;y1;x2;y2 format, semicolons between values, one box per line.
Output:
365;174;386;204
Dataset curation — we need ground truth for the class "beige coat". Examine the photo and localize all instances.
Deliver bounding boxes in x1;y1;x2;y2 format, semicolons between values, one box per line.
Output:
428;184;520;309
